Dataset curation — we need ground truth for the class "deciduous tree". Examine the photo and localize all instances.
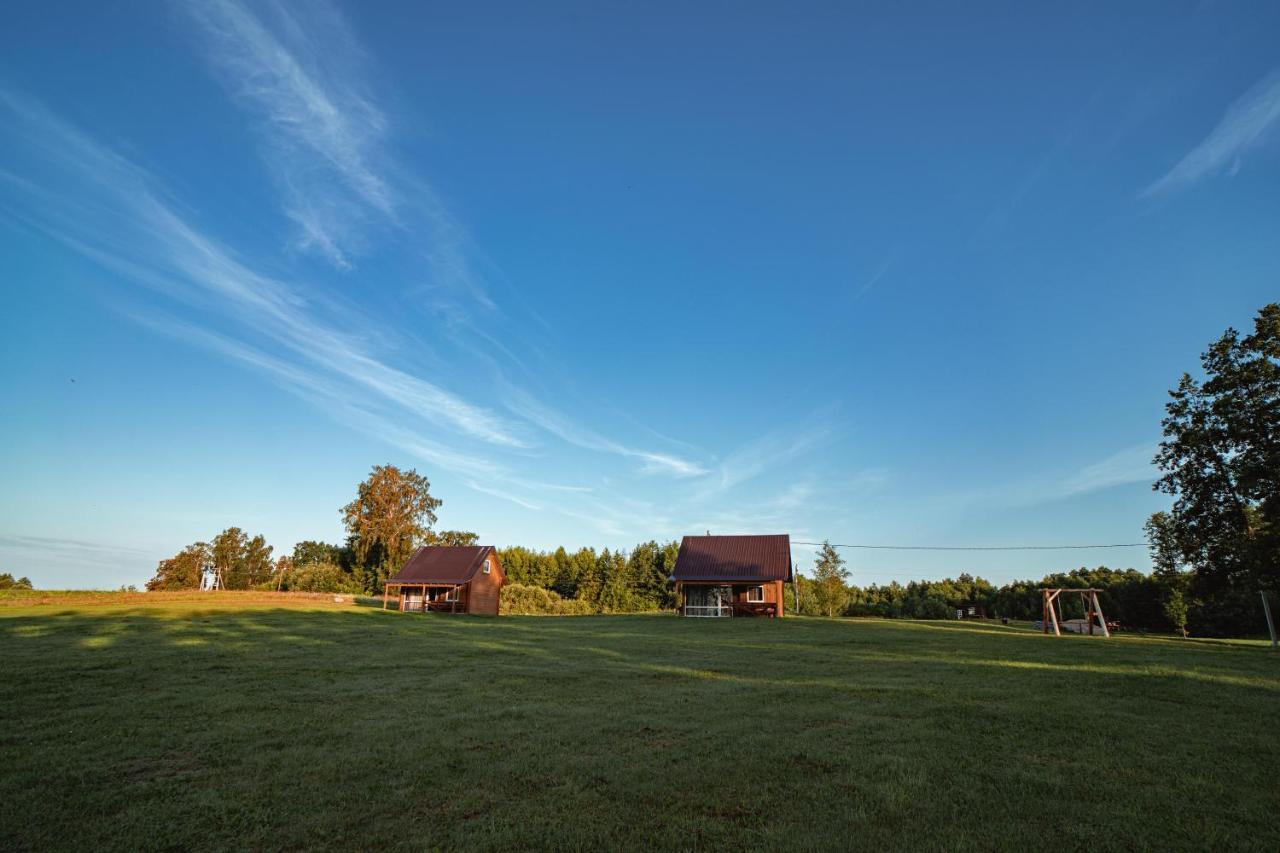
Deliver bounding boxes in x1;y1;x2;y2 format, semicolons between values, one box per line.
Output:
146;542;210;591
0;572;34;590
1152;303;1279;593
211;527;274;589
812;540;850;617
426;530;479;547
292;540;346;567
342;464;442;591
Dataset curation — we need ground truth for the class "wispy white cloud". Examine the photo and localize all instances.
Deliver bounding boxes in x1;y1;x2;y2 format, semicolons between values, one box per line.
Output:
852;253;895;301
178;2;718;479
1142;69;1280;197
0;535;152;561
183;0;392;266
127;311;521;470
1061;442;1157;496
0;535;160;588
180;0;497;312
503;387;708;478
693;425;831;500
463;481;542;511
0;92;525;450
552;506;631;538
3;85;721;539
126;311;604;515
4;0;744;541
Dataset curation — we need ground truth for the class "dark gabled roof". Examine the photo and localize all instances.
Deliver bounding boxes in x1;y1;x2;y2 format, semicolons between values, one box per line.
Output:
672;534;793;583
389;546;496;586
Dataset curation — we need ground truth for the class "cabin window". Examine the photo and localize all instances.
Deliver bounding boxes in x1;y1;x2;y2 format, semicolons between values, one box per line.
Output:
445;587;459;602
747;585;765;603
483;560;491;574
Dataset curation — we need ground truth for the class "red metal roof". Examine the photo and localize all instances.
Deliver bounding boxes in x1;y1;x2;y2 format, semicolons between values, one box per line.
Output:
389;546;495;585
672;534;793;582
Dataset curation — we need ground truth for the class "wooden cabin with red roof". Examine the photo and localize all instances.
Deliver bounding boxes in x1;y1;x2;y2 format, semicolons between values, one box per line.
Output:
672;534;793;617
383;545;505;615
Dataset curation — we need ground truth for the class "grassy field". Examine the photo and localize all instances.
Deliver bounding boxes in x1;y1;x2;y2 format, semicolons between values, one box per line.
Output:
2;595;1277;850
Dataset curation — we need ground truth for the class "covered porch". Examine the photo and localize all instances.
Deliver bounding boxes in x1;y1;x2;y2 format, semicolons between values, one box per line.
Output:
382;582;466;613
677;582;780;617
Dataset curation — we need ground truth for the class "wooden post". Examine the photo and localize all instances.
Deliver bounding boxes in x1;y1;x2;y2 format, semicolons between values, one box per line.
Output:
1093;591;1110;638
1048;590;1062;636
382;584;390;610
1261;592;1277;650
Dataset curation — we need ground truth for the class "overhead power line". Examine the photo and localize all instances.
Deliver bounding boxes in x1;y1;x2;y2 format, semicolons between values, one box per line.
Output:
792;541;1147;552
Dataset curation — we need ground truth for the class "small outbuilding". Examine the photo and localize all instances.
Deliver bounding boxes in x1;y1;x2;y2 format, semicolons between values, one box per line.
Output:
383;545;505;615
672;534;792;617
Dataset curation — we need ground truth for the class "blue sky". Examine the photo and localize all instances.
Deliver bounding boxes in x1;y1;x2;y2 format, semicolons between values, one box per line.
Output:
2;1;1278;589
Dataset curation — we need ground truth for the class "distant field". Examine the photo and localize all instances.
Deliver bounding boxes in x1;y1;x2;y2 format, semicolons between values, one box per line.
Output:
0;589;374;607
2;595;1277;850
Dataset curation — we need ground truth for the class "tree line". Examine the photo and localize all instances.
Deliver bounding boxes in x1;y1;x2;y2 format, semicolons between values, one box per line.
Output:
146;465;475;595
144;463;680;612
143;303;1277;635
795;303;1279;637
0;573;33;591
794;542;1269;636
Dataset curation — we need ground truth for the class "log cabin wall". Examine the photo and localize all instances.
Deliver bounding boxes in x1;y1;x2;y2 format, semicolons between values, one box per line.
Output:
730;580;786;615
465;553;504;615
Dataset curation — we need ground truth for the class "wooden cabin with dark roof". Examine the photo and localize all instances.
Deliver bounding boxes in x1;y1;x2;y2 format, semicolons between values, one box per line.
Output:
383;545;505;615
672;534;793;617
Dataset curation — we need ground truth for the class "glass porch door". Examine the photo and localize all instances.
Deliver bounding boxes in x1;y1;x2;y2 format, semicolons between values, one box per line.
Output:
684;585;733;617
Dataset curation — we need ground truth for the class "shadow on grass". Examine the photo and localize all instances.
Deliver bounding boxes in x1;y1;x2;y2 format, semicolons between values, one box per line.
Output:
8;606;1275;699
3;606;1280;850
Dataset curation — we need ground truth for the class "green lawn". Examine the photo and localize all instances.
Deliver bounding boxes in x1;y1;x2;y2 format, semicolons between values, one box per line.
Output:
2;597;1278;850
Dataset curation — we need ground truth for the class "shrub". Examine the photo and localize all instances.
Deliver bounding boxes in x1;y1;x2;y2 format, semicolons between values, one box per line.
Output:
281;562;364;594
500;583;595;615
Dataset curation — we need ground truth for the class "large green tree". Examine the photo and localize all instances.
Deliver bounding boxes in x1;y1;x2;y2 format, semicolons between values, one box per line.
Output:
292;540;348;568
342;464;443;591
1151;303;1280;593
146;542;210;591
211;527;274;589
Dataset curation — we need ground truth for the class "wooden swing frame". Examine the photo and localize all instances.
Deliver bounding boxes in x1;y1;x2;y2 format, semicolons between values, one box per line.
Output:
1041;588;1110;637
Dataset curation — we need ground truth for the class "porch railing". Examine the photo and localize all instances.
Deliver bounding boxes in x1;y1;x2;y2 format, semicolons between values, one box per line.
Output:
400;597;463;613
426;599;463;613
682;604;733;618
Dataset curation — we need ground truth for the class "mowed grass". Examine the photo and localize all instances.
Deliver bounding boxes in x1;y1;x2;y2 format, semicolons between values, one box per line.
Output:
2;597;1278;850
